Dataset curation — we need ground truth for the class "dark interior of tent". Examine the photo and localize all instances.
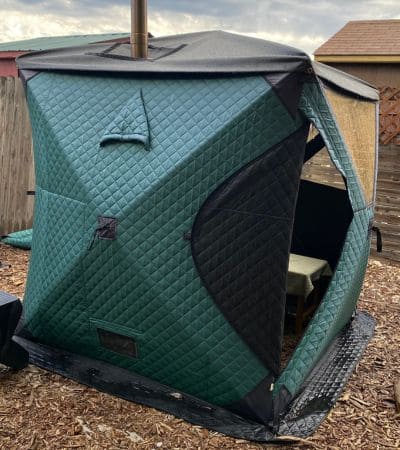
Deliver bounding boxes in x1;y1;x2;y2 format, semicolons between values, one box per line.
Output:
281;128;354;368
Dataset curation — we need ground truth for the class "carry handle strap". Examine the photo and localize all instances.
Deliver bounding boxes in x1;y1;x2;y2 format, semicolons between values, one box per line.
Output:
371;226;382;253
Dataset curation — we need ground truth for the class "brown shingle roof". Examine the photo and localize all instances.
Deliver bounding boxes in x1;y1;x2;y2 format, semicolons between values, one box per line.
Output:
314;20;400;56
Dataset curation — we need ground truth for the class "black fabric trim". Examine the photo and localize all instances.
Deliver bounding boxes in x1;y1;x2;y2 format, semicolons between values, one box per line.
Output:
19;69;39;92
97;216;117;240
14;335;275;442
190;125;309;375
148;44;187;61
313;61;379;102
97;42;120;55
303;134;325;163
12;311;373;442
87;44;187;62
88;216;118;250
273;386;292;429
321;79;378;103
263;71;305;118
227;375;275;425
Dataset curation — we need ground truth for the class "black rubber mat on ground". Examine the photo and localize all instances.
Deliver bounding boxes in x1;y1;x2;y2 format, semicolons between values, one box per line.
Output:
13;334;274;442
278;311;375;438
12;311;374;442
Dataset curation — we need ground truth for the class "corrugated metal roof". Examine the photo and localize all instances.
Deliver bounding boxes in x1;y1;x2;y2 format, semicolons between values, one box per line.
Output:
314;20;400;56
0;33;130;52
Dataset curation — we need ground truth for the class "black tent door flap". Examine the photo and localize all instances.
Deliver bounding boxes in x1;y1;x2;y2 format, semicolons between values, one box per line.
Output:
190;125;309;377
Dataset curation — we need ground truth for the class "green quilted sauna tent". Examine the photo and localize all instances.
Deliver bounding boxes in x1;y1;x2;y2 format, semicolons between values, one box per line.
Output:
1;32;379;441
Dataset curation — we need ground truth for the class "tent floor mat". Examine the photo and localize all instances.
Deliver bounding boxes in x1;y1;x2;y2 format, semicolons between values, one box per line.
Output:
13;334;274;442
13;311;374;443
279;310;375;437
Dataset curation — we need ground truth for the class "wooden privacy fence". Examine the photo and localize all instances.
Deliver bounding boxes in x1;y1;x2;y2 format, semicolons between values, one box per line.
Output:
375;87;400;260
0;77;34;236
374;144;400;261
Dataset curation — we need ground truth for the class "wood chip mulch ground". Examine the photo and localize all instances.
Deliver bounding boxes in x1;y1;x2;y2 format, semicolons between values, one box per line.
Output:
0;243;399;449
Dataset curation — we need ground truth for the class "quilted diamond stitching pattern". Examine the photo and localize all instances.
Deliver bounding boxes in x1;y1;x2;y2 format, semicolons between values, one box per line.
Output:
274;81;373;398
278;311;375;438
275;208;372;396
24;187;91;348
300;82;366;211
24;73;303;405
100;89;149;147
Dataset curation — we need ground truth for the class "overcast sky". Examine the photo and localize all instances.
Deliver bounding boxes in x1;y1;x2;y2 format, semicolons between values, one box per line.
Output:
1;0;399;54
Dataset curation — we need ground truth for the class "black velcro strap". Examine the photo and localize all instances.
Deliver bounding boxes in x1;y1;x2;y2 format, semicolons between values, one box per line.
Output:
303;134;325;163
88;216;118;250
371;226;382;253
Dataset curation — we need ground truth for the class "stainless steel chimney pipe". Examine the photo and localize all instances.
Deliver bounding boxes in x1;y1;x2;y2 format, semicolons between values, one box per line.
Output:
131;0;148;59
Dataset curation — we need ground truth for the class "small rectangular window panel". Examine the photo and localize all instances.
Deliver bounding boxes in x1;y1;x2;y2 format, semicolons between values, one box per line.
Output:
97;328;138;358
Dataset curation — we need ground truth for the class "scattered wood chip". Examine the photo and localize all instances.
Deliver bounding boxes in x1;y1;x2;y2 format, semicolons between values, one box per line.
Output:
394;379;400;412
0;245;400;449
127;431;144;443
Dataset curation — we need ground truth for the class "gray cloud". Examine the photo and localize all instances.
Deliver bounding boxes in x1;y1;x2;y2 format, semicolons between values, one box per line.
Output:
1;0;400;53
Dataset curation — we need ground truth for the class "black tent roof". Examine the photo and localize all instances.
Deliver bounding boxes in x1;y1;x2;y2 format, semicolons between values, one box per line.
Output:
16;30;378;101
312;61;379;101
17;31;309;74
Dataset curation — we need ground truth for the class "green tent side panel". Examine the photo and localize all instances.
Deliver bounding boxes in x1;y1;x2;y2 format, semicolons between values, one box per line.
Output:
274;82;372;398
23;72;305;405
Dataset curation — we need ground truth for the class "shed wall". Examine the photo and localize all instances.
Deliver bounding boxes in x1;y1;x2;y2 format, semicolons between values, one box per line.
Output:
0;52;24;77
0;59;18;77
328;63;400;88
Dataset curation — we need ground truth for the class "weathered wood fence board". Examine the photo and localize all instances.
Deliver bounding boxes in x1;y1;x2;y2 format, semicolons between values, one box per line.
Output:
373;144;400;260
302;148;346;189
302;143;400;262
0;77;34;236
